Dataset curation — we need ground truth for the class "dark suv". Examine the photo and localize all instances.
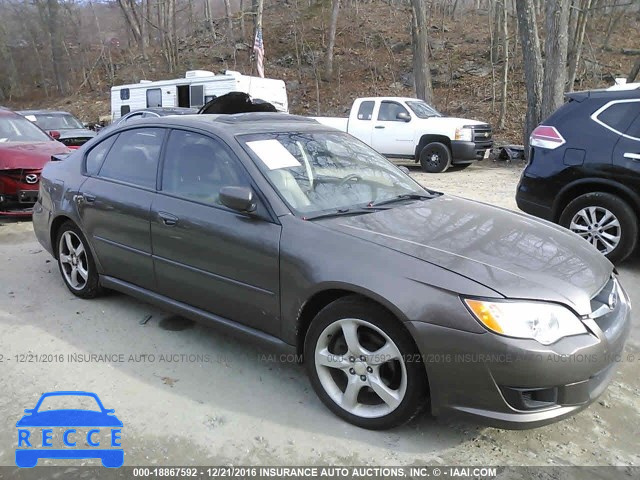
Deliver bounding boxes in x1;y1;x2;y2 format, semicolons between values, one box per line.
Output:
516;84;640;264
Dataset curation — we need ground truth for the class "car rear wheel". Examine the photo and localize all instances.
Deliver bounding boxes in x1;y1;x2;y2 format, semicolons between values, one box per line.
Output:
559;192;638;264
56;221;103;298
304;296;428;429
419;142;451;173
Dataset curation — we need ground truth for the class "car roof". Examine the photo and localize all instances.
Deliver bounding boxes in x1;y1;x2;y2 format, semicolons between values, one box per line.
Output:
17;109;74;116
122;112;330;136
566;85;640;102
132;107;198;115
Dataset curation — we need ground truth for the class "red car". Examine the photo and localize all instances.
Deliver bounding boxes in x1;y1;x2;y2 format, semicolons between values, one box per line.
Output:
0;107;69;216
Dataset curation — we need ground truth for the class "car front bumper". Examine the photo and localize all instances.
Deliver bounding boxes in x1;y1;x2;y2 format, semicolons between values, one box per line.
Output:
450;140;492;163
407;283;631;429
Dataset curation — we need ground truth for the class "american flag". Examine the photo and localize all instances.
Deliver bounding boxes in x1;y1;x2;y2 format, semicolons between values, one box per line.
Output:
253;27;265;78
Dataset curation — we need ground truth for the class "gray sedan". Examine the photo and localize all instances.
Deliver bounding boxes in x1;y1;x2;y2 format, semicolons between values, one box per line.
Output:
32;113;631;430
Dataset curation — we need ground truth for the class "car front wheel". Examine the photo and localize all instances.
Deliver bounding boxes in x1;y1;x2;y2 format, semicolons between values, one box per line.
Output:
419;142;451;173
559;192;638;264
56;221;103;298
305;296;428;429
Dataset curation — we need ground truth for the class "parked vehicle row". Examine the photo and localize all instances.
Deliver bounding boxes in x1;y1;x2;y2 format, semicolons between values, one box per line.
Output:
314;97;493;173
32;112;630;430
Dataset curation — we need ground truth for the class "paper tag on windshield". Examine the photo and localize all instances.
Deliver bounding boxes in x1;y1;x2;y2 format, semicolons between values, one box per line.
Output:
25;115;37;122
246;139;301;170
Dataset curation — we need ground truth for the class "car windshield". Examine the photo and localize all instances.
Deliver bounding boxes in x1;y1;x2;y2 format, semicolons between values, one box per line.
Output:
406;101;442;118
240;131;429;216
30;113;84;130
0;115;52;142
36;395;102;412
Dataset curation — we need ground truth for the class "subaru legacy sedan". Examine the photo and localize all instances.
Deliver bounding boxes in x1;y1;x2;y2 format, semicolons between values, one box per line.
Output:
33;113;631;430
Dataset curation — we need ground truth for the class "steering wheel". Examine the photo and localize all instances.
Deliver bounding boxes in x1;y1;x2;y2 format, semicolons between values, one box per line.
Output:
338;174;363;187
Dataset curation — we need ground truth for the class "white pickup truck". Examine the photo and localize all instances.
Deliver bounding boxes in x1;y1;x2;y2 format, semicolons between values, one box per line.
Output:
314;97;493;173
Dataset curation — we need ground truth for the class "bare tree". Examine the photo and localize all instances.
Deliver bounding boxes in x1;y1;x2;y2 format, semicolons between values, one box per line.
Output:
541;0;570;120
498;0;509;130
628;56;640;83
116;0;146;57
516;0;543;148
323;0;340;81
566;0;592;91
411;0;434;103
223;0;234;44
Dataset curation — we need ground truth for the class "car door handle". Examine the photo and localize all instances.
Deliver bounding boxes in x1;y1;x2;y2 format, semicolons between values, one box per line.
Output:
623;152;640;160
74;193;95;204
375;125;385;129
158;211;178;226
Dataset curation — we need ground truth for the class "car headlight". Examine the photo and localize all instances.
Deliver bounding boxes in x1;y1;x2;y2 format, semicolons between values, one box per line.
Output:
463;299;587;345
454;127;473;142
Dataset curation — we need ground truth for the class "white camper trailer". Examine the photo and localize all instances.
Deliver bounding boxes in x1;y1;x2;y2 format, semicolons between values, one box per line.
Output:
110;70;288;120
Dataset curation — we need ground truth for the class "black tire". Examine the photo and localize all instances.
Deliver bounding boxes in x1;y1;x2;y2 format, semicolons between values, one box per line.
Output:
56;221;103;298
304;295;428;430
559;192;638;264
419;142;452;173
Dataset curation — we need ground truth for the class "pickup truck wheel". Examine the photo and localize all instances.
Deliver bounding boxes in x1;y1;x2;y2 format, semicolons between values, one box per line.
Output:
419;143;451;173
559;192;638;264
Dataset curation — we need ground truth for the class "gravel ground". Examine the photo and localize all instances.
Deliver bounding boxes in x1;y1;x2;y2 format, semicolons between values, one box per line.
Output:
0;162;638;468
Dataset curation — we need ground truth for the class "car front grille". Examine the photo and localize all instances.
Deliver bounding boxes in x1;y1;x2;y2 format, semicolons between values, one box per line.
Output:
60;137;92;147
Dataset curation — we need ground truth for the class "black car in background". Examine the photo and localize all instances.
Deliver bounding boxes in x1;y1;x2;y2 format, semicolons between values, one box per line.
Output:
18;110;96;149
516;84;640;264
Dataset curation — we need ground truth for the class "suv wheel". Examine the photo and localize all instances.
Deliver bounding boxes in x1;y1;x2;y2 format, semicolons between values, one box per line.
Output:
419;142;451;173
304;296;428;430
559;192;638;264
56;221;103;298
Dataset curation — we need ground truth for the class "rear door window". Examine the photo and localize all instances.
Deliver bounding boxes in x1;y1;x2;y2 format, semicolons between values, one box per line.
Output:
357;101;375;120
596;101;640;134
98;128;165;189
85;134;118;175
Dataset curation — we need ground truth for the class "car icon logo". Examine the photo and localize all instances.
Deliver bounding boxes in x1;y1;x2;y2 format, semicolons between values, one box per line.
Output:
25;174;38;184
15;391;123;468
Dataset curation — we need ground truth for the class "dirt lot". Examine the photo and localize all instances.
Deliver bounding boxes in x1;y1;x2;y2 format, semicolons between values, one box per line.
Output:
0;162;638;467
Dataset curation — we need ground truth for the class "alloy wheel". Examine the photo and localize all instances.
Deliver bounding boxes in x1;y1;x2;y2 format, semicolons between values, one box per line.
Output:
570;206;621;254
59;231;89;290
314;318;407;418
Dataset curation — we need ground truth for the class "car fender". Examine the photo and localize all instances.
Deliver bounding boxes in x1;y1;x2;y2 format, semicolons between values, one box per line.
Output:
553;177;640;220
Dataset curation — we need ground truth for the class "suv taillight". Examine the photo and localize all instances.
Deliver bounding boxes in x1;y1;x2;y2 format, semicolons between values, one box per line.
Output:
530;125;566;150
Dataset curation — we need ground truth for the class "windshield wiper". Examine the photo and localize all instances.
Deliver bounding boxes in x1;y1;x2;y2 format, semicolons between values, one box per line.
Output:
368;193;437;208
304;207;385;221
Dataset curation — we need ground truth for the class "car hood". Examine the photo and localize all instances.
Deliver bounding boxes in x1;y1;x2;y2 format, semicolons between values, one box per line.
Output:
318;195;612;316
0;141;69;170
16;410;123;427
57;128;96;140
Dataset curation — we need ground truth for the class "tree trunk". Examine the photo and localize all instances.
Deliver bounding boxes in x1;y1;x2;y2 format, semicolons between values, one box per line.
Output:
323;0;340;81
541;0;570;120
628;57;640;83
411;0;434;103
515;0;543;150
566;0;592;91
46;0;68;95
498;0;509;130
223;0;234;44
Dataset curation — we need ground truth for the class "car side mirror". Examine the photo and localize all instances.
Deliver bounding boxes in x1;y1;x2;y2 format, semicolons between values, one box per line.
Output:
220;186;257;213
396;112;411;122
48;130;61;140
